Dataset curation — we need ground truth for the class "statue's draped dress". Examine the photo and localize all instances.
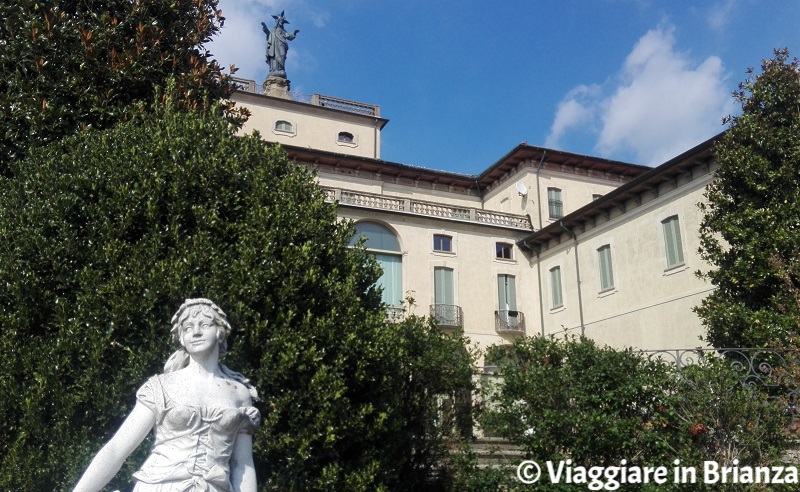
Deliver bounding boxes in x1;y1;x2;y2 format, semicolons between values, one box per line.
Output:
131;375;260;492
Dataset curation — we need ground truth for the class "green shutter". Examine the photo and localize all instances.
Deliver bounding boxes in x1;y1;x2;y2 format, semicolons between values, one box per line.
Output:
376;253;403;306
598;245;614;291
550;267;563;308
497;274;517;311
434;267;454;305
663;216;684;267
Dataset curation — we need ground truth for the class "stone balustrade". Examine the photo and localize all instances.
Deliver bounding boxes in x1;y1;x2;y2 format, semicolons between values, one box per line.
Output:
323;187;532;230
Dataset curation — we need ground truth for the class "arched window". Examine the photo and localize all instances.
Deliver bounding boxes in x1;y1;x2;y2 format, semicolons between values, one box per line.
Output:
275;120;294;133
350;222;403;307
337;131;354;143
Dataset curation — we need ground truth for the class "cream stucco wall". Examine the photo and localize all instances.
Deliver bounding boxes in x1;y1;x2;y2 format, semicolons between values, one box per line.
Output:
482;167;634;230
229;85;718;354
535;167;715;350
336;207;534;355
232;91;383;159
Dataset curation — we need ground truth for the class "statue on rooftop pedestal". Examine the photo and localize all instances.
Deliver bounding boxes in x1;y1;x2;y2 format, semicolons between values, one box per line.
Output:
262;11;299;79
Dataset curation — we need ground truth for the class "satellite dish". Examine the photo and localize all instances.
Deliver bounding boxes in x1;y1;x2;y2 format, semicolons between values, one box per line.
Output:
516;181;528;197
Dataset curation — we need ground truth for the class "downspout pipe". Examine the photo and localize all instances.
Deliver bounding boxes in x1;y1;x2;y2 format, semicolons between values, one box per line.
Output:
534;152;546;230
559;221;585;336
523;240;546;337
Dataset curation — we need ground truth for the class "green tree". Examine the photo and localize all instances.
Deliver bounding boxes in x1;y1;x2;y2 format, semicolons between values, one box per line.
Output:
0;0;242;172
696;49;800;348
0;98;474;491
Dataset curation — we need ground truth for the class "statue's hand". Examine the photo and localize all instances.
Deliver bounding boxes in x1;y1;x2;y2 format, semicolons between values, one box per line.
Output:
294;29;300;34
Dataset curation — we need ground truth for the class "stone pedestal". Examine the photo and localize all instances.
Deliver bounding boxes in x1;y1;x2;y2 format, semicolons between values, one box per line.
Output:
263;76;291;99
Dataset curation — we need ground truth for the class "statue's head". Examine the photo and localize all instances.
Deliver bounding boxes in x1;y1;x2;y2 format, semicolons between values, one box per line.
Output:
170;298;232;357
273;10;289;27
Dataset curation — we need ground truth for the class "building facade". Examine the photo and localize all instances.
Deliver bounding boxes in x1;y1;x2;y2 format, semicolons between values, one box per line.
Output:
230;79;715;353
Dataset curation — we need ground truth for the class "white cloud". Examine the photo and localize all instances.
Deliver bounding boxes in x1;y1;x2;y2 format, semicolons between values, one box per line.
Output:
706;0;738;33
545;24;734;166
545;85;599;150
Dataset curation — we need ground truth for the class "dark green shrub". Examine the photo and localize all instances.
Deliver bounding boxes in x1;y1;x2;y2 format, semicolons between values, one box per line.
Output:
479;336;789;491
0;99;474;491
0;0;242;171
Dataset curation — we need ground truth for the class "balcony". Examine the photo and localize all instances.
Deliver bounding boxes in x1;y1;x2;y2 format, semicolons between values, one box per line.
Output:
323;187;532;230
386;306;406;323
430;304;463;328
495;310;525;334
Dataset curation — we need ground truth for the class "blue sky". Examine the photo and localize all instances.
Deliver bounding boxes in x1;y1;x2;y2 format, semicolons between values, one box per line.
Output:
211;0;799;174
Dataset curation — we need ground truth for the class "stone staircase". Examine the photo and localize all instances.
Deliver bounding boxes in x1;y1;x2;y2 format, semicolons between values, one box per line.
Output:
470;437;525;468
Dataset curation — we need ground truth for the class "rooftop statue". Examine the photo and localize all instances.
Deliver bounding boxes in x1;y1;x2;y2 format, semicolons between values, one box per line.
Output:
262;11;300;78
72;299;260;492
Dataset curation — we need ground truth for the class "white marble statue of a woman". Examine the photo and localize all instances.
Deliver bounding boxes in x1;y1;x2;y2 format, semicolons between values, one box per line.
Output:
73;299;260;492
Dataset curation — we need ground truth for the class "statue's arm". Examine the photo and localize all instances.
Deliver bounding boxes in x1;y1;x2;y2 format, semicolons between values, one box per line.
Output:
72;402;156;492
229;433;256;492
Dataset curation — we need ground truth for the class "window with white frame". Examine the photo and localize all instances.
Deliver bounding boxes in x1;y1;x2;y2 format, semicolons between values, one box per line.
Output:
597;244;615;292
433;234;453;253
550;266;563;308
662;215;685;268
274;120;294;133
337;131;354;143
548;188;564;219
495;242;513;260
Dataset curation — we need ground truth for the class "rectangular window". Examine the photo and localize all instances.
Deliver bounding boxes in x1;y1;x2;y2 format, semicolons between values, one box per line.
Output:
548;188;564;219
434;267;455;306
597;245;615;292
550;266;563;308
662;215;685;268
496;242;513;259
497;274;517;311
433;234;452;252
433;267;459;326
375;253;403;307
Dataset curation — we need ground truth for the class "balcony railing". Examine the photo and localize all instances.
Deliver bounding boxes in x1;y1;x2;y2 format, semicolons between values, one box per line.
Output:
430;304;463;328
495;310;525;334
324;187;532;230
386;306;406;323
230;77;380;117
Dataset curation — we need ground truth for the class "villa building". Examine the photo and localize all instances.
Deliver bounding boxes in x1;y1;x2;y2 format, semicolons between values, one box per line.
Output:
230;77;715;353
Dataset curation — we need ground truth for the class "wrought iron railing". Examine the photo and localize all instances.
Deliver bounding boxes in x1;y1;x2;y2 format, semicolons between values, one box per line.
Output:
324;187;532;230
230;77;378;116
311;94;380;117
495;310;525;334
641;348;800;428
430;304;463;328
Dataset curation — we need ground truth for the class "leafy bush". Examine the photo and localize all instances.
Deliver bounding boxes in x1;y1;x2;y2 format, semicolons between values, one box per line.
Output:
0;98;474;491
478;336;789;491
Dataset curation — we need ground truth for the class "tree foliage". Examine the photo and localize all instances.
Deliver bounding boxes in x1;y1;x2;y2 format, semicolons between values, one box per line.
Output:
696;49;800;348
0;0;243;172
0;99;474;491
